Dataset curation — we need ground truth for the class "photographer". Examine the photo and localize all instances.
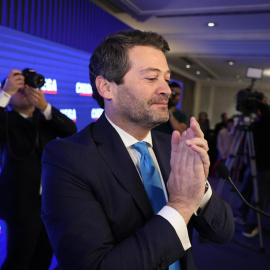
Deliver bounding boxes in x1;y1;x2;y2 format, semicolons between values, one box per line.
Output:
154;81;187;134
0;69;77;269
241;97;270;237
233;89;270;237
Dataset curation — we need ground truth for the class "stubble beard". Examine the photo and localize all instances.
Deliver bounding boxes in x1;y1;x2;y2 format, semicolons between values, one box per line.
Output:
118;95;169;129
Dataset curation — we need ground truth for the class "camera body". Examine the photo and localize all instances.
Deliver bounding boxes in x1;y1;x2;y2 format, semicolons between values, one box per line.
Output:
236;88;264;116
22;68;45;88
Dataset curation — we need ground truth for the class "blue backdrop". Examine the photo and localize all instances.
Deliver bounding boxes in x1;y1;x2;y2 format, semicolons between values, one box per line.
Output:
0;25;102;131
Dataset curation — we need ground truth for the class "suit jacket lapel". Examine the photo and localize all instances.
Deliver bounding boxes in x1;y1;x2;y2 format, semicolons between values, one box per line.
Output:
92;114;153;220
152;131;171;190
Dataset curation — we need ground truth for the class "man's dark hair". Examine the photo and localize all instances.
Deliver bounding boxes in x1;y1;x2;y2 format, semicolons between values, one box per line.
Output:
168;82;181;89
89;29;170;108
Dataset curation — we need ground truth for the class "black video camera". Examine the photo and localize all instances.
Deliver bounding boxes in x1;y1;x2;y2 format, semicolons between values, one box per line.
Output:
236;88;264;116
22;68;45;88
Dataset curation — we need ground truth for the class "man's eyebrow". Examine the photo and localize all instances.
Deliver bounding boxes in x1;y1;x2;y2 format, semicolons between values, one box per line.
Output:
140;68;171;75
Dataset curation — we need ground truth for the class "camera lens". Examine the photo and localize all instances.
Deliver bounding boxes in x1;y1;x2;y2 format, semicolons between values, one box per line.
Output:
25;73;45;88
22;68;45;88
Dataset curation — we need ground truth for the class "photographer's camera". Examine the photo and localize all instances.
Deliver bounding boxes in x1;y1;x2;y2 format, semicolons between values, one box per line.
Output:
22;68;45;88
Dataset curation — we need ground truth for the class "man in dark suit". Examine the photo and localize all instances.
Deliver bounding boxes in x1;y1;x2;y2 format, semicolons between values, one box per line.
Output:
41;30;234;270
0;69;77;269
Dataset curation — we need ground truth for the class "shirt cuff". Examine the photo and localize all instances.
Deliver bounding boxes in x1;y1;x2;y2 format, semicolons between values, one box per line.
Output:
158;206;191;251
42;103;52;120
194;180;212;216
0;90;11;107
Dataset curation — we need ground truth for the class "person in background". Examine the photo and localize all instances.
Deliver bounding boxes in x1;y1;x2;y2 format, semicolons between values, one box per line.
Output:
216;118;234;160
153;81;187;134
214;112;228;136
0;69;77;270
41;30;234;270
242;98;270;237
198;111;210;139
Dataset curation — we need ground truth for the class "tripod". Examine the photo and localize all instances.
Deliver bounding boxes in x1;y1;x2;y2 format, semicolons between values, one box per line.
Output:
216;116;265;252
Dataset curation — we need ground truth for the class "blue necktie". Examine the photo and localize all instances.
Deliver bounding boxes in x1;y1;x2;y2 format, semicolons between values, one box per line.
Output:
133;142;181;270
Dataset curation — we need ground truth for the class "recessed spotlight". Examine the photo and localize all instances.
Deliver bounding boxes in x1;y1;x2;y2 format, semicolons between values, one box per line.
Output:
196;71;201;75
186;64;191;69
207;22;216;27
228;61;235;66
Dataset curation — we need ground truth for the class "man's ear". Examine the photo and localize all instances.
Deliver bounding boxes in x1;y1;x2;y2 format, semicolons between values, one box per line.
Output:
95;76;113;100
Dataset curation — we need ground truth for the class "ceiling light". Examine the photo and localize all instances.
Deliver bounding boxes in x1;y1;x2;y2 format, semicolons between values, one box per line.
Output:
196;71;201;75
186;64;191;69
228;61;235;66
207;22;216;27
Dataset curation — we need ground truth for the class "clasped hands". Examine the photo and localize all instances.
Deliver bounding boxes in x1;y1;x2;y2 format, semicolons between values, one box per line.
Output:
167;116;210;224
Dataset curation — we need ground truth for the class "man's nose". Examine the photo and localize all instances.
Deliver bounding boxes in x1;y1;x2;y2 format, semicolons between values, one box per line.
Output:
158;80;171;96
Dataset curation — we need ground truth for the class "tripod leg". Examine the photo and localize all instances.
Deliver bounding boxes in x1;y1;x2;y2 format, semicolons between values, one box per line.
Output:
246;131;264;251
216;129;245;194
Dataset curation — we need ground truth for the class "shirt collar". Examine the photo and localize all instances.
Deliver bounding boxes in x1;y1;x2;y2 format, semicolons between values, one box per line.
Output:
8;105;33;119
19;112;31;119
105;113;153;148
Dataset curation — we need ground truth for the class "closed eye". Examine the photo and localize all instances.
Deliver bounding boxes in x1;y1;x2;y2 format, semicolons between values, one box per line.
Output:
146;78;157;82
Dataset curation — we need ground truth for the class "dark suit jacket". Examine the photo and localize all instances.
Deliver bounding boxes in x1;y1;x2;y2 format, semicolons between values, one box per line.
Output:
0;106;77;222
41;113;234;270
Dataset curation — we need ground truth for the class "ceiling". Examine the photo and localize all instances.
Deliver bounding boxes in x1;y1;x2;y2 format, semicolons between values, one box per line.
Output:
90;0;270;88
